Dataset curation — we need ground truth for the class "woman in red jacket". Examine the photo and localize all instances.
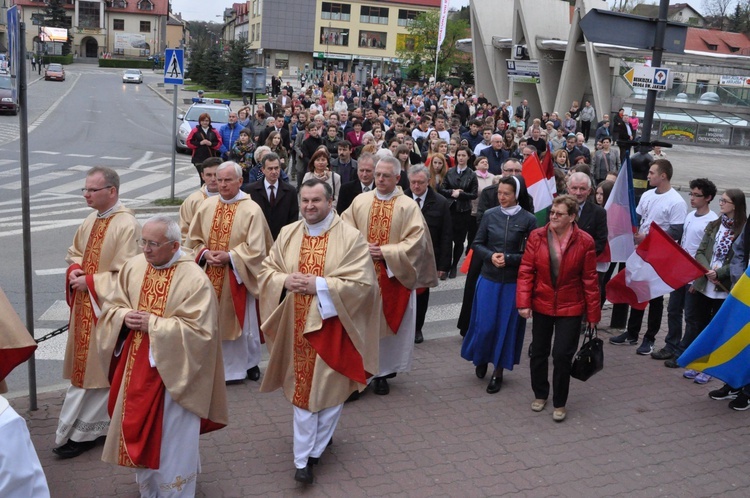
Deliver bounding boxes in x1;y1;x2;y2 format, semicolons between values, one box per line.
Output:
516;195;600;422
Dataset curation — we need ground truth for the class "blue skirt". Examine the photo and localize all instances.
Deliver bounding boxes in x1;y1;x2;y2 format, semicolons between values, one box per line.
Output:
461;277;526;371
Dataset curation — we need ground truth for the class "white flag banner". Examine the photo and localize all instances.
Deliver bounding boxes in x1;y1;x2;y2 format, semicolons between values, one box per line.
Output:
437;0;450;50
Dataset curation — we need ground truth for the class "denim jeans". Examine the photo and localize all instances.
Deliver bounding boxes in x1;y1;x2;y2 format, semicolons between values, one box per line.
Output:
664;285;688;352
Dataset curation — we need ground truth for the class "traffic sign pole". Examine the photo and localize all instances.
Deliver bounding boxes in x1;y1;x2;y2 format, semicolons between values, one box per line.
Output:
641;0;670;149
171;84;177;201
164;48;184;201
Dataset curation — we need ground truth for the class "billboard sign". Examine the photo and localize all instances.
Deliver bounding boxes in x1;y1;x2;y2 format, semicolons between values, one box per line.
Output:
114;33;148;50
40;27;68;43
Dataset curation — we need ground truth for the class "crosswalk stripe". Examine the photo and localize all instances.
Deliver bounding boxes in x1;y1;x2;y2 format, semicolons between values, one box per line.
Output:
134;178;198;201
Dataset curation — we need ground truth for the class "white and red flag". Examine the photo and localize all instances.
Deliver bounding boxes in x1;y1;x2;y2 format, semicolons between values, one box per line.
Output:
597;155;638;264
606;222;706;310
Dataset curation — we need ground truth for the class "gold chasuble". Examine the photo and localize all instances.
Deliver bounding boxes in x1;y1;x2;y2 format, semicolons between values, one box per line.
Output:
259;215;383;413
186;195;272;341
64;205;141;389
100;253;227;469
178;188;210;244
341;190;438;334
0;286;38;394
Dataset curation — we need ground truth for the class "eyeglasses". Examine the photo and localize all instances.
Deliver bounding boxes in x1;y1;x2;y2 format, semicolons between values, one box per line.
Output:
719;198;733;204
688;193;705;198
503;168;523;173
138;239;175;249
81;186;113;194
549;211;570;218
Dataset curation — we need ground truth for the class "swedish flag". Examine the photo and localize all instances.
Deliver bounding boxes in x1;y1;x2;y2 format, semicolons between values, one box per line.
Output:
678;267;750;388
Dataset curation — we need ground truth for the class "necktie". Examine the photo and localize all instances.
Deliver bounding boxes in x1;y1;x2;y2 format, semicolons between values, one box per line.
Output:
363;185;370;192
416;197;422;208
269;185;276;207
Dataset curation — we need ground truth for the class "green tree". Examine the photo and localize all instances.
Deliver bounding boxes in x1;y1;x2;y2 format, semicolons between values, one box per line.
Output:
43;0;73;56
396;10;470;81
202;45;224;89
222;40;249;94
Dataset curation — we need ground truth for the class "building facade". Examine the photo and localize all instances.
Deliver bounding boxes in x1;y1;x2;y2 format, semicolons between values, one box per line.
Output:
236;0;439;80
11;0;168;59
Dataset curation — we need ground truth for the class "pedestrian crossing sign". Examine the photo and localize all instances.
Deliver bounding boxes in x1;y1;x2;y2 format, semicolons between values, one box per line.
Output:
164;48;184;85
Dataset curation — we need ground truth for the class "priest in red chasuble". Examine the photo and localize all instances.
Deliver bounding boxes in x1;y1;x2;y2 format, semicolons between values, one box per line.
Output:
186;161;273;382
55;166;141;459
259;179;382;485
99;216;228;496
342;155;438;395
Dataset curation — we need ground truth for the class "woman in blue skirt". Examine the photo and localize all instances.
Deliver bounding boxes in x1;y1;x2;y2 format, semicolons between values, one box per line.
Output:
461;175;536;393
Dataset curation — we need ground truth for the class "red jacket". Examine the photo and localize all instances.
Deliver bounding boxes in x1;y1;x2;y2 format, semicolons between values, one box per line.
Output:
516;224;601;323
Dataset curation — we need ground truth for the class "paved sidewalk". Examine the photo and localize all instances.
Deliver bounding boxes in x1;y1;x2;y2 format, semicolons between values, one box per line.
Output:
11;304;750;497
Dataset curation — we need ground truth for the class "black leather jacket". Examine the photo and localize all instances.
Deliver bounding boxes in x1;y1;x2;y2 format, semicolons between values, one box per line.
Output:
472;206;537;283
439;167;478;213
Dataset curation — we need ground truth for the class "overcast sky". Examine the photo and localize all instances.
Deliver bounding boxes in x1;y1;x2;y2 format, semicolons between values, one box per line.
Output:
172;0;471;23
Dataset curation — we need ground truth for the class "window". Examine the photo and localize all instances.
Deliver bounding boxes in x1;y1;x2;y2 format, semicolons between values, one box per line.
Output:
358;30;387;49
398;10;420;27
111;0;127;8
140;21;151;33
707;43;718;51
320;27;349;47
275;53;289;70
360;6;388;25
79;1;101;29
113;19;124;31
138;0;154;11
321;3;351;21
251;24;256;42
255;23;261;41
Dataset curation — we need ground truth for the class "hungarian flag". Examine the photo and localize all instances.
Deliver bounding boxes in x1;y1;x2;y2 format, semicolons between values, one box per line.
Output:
523;149;556;226
606;222;706;310
597;155;638;264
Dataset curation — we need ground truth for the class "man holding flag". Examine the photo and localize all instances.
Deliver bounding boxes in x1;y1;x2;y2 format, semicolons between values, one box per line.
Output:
608;159;687;355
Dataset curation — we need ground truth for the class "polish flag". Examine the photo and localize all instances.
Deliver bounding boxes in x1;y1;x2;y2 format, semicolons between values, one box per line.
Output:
606;222;706;310
523;150;556;225
597;155;638;263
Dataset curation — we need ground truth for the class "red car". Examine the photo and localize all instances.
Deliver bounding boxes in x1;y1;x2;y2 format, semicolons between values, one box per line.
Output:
45;63;65;81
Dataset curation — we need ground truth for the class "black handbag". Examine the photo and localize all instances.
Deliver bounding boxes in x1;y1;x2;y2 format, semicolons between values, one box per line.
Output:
571;326;603;382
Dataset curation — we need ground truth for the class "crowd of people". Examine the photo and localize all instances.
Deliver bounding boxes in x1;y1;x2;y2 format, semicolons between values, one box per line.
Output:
2;73;747;495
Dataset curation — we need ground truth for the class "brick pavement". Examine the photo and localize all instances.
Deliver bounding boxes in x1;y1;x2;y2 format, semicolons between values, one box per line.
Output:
11;304;750;497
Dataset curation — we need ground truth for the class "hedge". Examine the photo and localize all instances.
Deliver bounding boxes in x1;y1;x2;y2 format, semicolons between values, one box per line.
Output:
42;54;74;65
98;59;163;69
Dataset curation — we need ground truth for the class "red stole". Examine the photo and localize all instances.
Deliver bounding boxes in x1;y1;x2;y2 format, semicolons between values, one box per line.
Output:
367;197;411;334
109;264;175;469
69;216;112;387
203;201;248;328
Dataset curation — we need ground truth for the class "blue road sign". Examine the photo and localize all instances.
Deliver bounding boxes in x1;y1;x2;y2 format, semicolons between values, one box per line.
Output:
7;6;19;101
164;49;184;85
653;68;669;86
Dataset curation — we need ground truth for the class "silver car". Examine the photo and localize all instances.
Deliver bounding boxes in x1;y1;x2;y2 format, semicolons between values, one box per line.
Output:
122;69;143;84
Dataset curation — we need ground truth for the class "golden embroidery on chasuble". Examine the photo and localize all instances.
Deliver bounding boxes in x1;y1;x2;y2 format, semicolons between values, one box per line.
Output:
366;197;396;286
117;264;176;467
292;233;330;410
71;216;113;387
205;201;238;299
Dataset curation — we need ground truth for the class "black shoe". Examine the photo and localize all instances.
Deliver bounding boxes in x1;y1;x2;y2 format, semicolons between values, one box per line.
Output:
459;328;467;338
609;332;638;345
373;377;390;395
475;363;488;379
414;330;424;344
309;457;319;465
225;379;245;385
439;273;448;281
710;383;740;400
729;392;750;411
449;267;457;279
294;463;314;484
52;439;98;459
664;358;680;369
247;366;261;381
486;373;502;394
651;348;674;360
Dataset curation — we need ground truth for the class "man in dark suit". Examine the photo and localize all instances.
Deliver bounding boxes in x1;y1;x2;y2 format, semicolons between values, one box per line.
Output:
336;153;374;214
258;114;291;152
242;152;299;240
264;100;279;117
480;134;510;175
405;164;452;344
330;141;358;185
567;172;607;255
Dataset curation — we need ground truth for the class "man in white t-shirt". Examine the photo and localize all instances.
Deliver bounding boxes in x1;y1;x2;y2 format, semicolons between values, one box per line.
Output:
651;178;718;363
610;159;687;355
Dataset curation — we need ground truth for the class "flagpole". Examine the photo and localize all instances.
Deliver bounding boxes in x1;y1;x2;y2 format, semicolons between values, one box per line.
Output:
434;48;439;82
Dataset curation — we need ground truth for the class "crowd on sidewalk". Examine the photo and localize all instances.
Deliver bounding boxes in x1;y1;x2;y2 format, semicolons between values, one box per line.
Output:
2;72;748;496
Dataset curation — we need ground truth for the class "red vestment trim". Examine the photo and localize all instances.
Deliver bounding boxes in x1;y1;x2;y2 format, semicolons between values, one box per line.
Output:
0;346;37;382
228;272;247;329
306;317;368;384
376;264;411;334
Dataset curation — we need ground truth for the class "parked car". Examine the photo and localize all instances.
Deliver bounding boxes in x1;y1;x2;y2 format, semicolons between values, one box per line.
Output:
45;63;65;82
175;98;232;153
0;73;18;115
122;69;143;84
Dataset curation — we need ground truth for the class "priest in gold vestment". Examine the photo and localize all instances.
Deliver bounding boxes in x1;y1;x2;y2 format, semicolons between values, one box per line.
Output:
259;179;382;485
342;155;438;395
178;157;222;244
99;216;228;496
55;166;141;459
186;161;273;382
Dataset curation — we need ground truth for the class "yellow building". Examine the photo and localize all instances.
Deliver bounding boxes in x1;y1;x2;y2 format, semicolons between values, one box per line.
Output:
239;0;438;80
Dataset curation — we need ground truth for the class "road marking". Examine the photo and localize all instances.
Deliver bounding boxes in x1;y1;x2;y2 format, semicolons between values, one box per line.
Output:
134;178;198;201
66;154;95;158
118;173;170;195
28;73;82;135
31;151;61;155
100;156;131;160
35;268;68;276
130;151;154;169
0;218;82;237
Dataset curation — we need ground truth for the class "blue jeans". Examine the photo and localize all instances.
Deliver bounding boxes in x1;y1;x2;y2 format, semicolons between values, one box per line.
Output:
664;285;688;352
